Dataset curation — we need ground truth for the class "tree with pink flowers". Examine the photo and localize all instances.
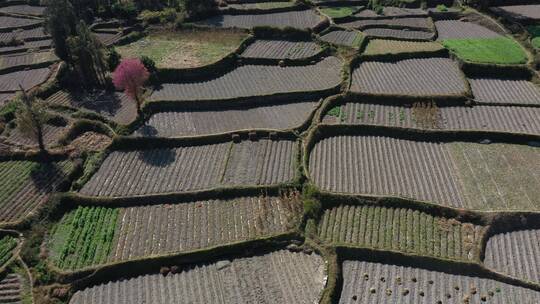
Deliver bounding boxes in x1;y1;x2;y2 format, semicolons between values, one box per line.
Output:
112;58;149;115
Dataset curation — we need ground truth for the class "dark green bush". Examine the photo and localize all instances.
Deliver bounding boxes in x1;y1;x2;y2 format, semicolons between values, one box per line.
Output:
112;2;138;20
304;198;322;219
140;55;159;84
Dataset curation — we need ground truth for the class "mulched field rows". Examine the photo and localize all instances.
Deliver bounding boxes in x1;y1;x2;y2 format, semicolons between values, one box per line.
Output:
363;39;444;56
240;40;322;60
0;27;48;44
323;103;540;136
1;122;66;148
490;5;540;23
0;5;45;16
469;78;540;105
319;30;363;48
69;249;325;304
197;10;324;29
0;51;57;72
319;205;484;261
339;260;540;304
135;100;317;137
350;58;467;96
309;136;540;210
362;28;435;40
0;67;51;92
354;7;427;18
484;229;540;284
0;39;52;55
435;20;502;40
339;17;431;30
150;56;342;102
0;273;23;304
80;139;297;197
0;16;42;31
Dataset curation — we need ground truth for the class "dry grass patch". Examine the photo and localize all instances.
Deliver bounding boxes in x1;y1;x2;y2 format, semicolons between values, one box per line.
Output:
363;39;444;56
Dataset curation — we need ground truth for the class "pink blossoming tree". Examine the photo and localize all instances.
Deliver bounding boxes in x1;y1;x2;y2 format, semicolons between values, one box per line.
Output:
112;58;149;114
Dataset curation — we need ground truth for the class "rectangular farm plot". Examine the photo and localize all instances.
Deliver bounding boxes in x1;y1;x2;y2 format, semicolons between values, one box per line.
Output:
49;195;302;269
197;10;324;29
339;260;540;304
319;205;485;261
361;28;435;40
70;249;326;304
240;40;322;60
0;16;42;31
490;5;540;23
0;67;51;93
319;30;363;48
442;38;528;65
363;39;445;57
135;101;317;137
469;77;540;105
350;58;467;97
309;136;540;210
150;56;342;102
435;20;502;40
80;139;298;197
340;17;432;31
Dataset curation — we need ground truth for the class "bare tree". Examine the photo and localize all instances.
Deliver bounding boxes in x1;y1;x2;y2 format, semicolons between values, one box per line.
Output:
16;86;49;153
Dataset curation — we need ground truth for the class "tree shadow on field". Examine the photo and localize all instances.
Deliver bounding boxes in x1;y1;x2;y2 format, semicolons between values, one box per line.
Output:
30;162;64;192
137;124;158;137
138;148;176;167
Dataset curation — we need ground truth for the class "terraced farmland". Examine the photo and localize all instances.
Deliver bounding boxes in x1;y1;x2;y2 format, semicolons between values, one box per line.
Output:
197;10;324;29
309;135;540;210
319;30;363;48
340;17;431;30
490;5;540;23
354;7;427;18
319;205;484;261
350;58;467;96
69;249;326;304
323;102;540;136
0;273;25;304
0;4;45;16
0;51;57;72
0;235;17;268
150;56;342;102
484;229;540;284
0;160;74;223
50;195;302;269
0;16;42;31
363;39;445;56
0;67;51;93
240;40;322;60
361;28;435;40
2;122;67;148
435;20;502;40
339;259;540;304
469;77;540;105
135;100;317;137
80;138;297;197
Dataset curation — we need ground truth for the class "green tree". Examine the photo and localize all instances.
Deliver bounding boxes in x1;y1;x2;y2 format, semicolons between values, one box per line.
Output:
44;0;78;61
15;87;49;153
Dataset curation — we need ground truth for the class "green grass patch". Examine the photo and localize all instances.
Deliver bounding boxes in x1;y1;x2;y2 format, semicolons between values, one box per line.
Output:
0;235;17;267
442;37;528;64
320;6;361;18
527;25;540;49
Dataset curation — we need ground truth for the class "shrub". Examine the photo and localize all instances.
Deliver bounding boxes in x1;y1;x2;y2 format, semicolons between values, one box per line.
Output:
140;55;158;84
140;8;178;25
112;2;138;21
303;198;322;219
107;47;121;71
436;4;448;12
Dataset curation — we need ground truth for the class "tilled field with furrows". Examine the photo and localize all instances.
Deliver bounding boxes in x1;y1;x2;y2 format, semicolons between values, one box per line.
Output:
135;101;317;137
339;260;540;304
69;249;326;304
339;17;431;30
468;77;540;105
150;56;342;102
484;229;540;285
354;7;427;18
435;20;502;40
240;40;323;60
1;122;67;148
80;139;297;197
361;28;435;40
0;67;51;92
350;58;467;96
0;39;52;55
319;205;485;261
197;10;324;29
319;30;362;48
0;273;23;304
363;39;445;56
0;4;45;16
490;5;540;23
0;16;42;31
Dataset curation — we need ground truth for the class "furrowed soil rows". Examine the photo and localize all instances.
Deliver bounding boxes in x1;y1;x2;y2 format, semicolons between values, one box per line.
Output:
69;249;326;304
0;160;73;223
350;58;467;96
0;5;45;16
319;205;484;261
469;78;540;105
197;10;324;29
339;259;540;304
354;7;427;18
0;273;25;304
361;28;435;40
0;16;42;31
0;39;52;55
0;27;48;45
435;20;502;40
150;56;342;102
240;40;322;60
80;139;297;197
0;51;56;72
2;122;67;148
323;102;540;136
135;100;317;137
309;135;540;210
50;195;303;269
0;235;17;267
0;67;51;92
339;17;431;30
319;30;363;48
363;39;444;56
490;5;540;23
484;229;540;284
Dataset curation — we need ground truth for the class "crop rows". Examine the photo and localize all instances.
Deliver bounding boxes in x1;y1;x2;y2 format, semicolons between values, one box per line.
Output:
240;40;322;60
435;20;502;40
0;235;17;267
319;205;484;261
363;39;444;56
0;16;42;31
490;5;540;23
0;4;45;16
319;30;363;48
350;58;467;96
354;7;427;18
80;139;297;197
339;259;540;303
0;93;13;106
70;249;325;304
93;31;123;46
135;100;317;137
45;90;138;125
150;56;342;102
0;27;49;44
340;17;431;30
0;67;51;92
0;160;73;223
0;273;23;304
0;39;52;55
362;28;435;40
0;51;57;72
2;122;66;148
469;77;540;105
198;10;324;29
323;102;540;136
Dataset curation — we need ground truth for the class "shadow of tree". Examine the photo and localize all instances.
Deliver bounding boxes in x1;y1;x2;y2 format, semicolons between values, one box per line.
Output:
138;148;176;167
137;124;158;137
30;162;64;192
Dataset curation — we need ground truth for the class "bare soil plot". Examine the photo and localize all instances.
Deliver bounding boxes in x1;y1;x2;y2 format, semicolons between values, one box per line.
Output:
490;5;540;23
150;56;342;102
69;249;326;304
363;39;444;56
469;78;540;105
240;40;322;60
435;20;502;40
135;100;317;137
350;58;467;96
0;16;42;31
323;103;540;136
45;90;138;125
484;229;540;284
0;5;45;16
0;27;48;44
0;273;26;303
80;139;297;197
0;160;73;223
340;17;431;30
339;259;540;304
0;51;57;72
319;30;363;48
353;7;427;18
197;10;324;29
0;67;51;93
0;39;52;55
319;205;484;261
362;28;435;40
49;194;302;269
309;136;540;210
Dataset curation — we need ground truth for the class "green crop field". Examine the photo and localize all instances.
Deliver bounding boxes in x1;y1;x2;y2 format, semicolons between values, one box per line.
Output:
0;235;17;267
528;26;540;49
320;6;361;18
441;37;528;64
